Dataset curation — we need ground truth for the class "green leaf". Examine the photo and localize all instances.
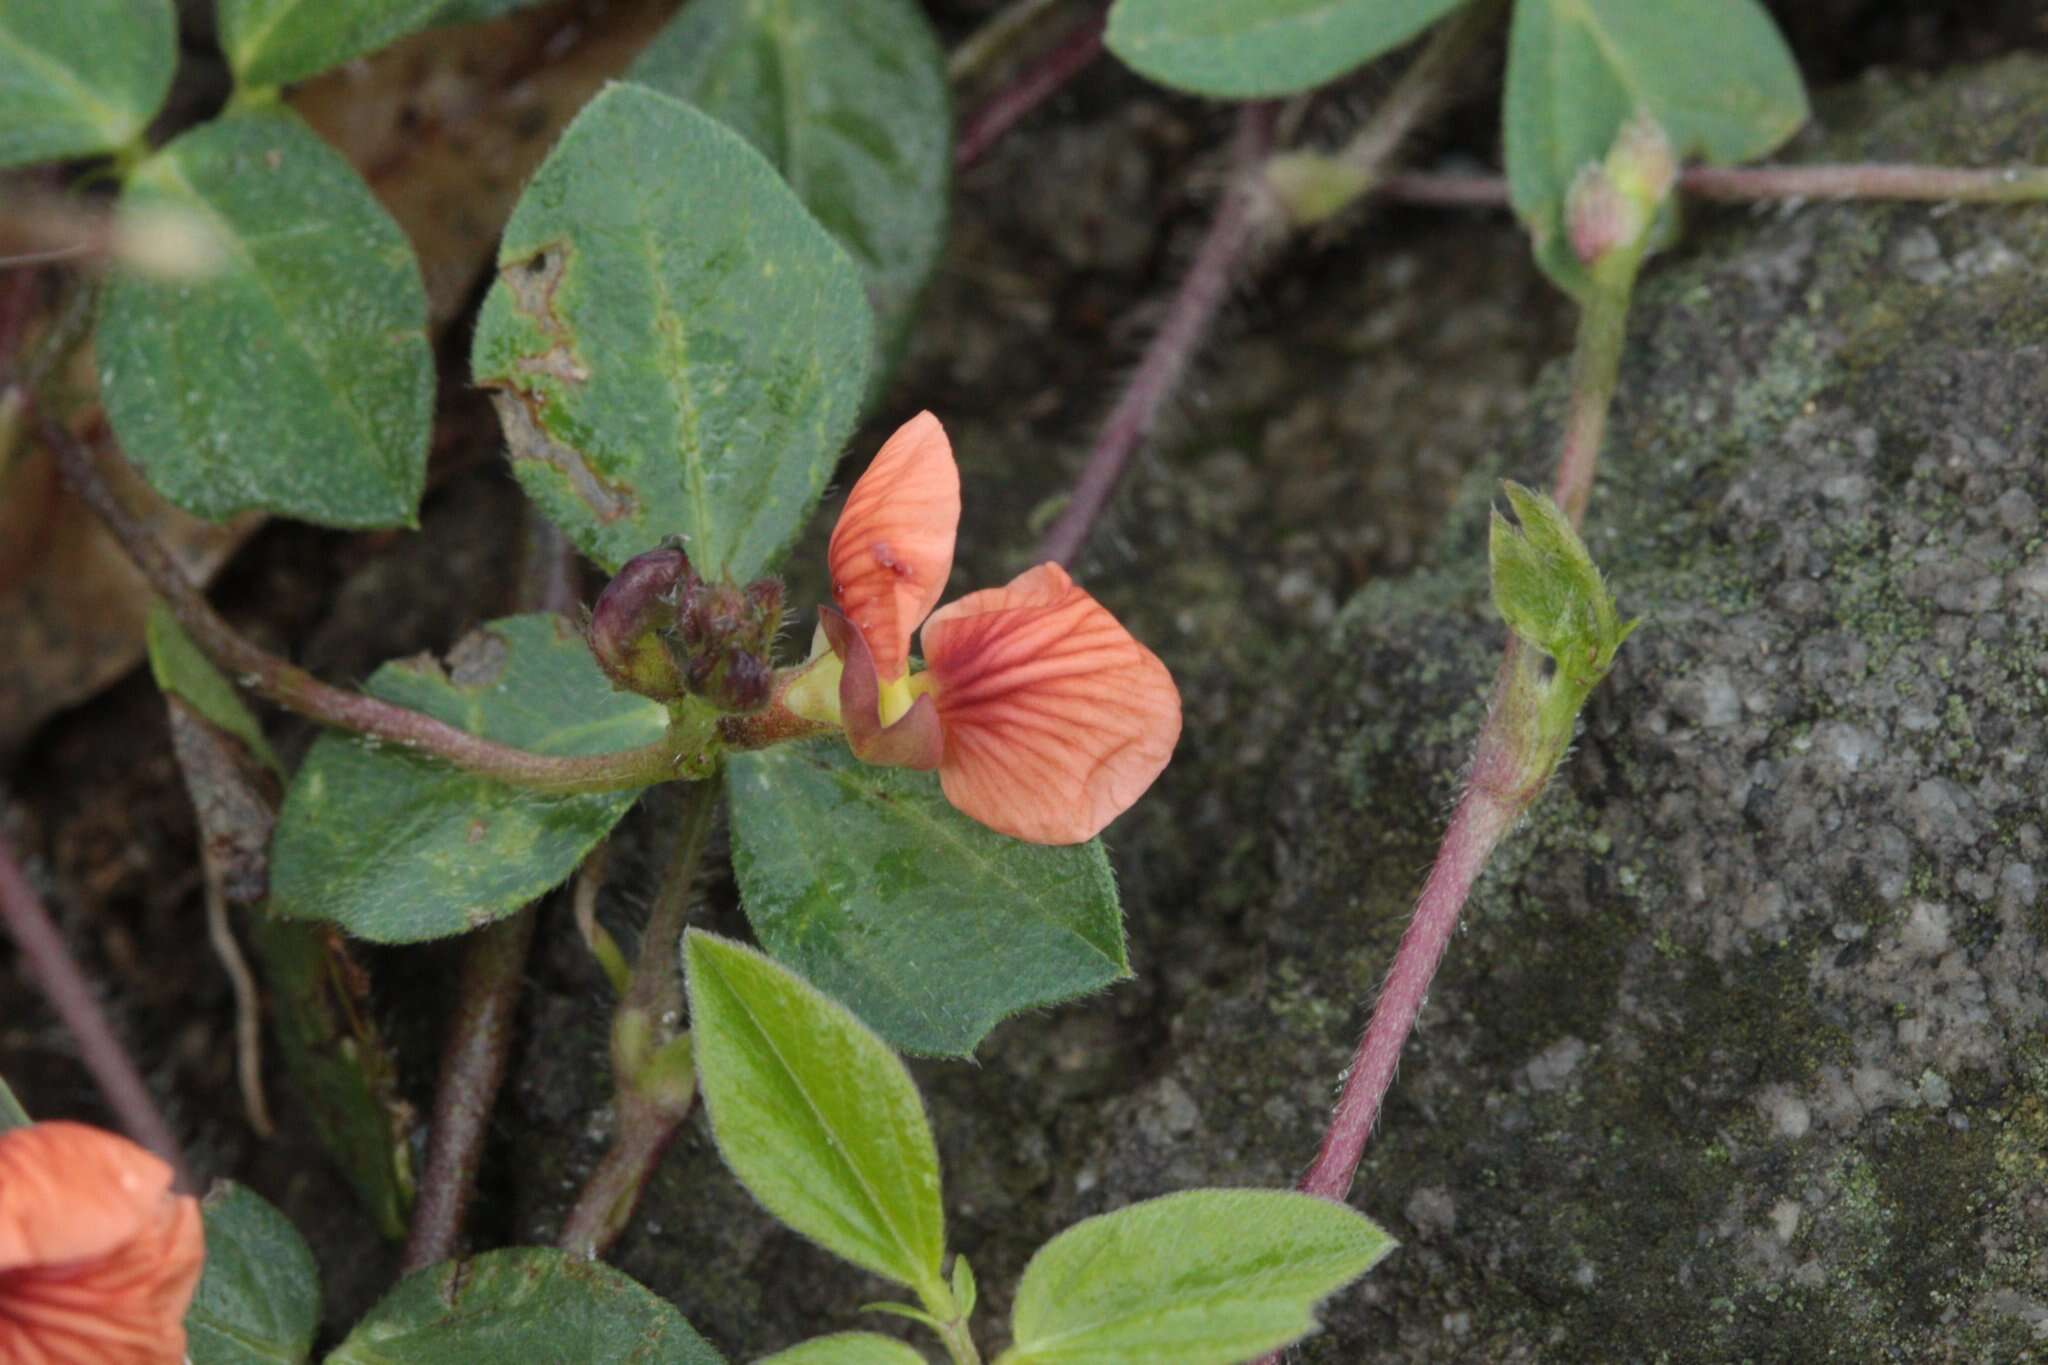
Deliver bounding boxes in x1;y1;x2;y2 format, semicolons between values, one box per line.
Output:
999;1190;1396;1365
249;918;417;1237
97;107;433;529
0;1075;29;1130
1104;0;1468;99
1504;0;1807;292
269;614;665;942
326;1247;724;1364
0;0;175;167
685;931;947;1298
627;0;950;382
187;1182;321;1365
726;741;1128;1058
147;604;281;774
472;82;872;576
758;1335;931;1365
1488;480;1633;679
218;0;448;87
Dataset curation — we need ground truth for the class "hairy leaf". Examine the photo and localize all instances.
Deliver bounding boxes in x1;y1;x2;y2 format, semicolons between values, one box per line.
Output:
628;0;950;380
0;0;175;166
473;83;871;575
757;1335;930;1365
186;1183;321;1365
1001;1190;1395;1364
98;107;433;528
686;931;947;1298
727;741;1127;1057
1105;0;1467;98
327;1248;723;1364
270;615;665;942
219;0;449;87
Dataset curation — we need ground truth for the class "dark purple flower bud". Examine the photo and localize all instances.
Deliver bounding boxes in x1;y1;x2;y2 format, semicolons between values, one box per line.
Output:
588;546;693;700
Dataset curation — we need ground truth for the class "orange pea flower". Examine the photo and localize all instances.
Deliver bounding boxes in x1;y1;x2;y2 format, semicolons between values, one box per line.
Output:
0;1121;204;1365
793;412;1181;844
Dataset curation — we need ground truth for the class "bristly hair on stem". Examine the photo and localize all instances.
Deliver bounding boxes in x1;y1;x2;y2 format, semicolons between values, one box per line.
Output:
1259;170;1654;1365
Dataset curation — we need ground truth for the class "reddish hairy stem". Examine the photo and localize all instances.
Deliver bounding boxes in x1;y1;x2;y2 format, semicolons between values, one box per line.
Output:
1265;253;1645;1364
45;422;685;795
954;8;1106;171
1033;102;1275;567
0;829;195;1190
1380;162;2048;208
1295;648;1533;1203
400;906;539;1273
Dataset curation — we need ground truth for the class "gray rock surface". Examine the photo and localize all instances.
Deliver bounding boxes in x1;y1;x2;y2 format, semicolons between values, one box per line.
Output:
511;57;2048;1362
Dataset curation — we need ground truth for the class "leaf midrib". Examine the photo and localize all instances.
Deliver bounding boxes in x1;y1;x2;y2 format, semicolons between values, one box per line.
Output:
0;18;137;144
711;952;937;1288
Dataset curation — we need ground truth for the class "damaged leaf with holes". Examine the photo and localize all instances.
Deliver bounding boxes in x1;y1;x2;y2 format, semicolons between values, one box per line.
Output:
472;83;873;577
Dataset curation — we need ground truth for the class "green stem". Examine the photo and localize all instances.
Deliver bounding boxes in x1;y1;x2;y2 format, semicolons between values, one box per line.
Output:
1550;244;1645;529
916;1280;983;1365
558;781;720;1259
934;1316;984;1365
46;420;711;794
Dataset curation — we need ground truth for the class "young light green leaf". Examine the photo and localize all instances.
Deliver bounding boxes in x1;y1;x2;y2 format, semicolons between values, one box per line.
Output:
628;0;950;383
472;83;872;576
757;1335;931;1365
249;918;417;1237
97;107;433;528
147;604;281;774
186;1182;321;1365
0;1076;29;1131
726;741;1128;1058
217;0;448;87
326;1247;724;1364
1489;481;1632;682
951;1255;977;1317
1105;0;1468;99
685;931;947;1298
270;615;666;942
1504;0;1807;292
0;0;175;167
999;1190;1395;1365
